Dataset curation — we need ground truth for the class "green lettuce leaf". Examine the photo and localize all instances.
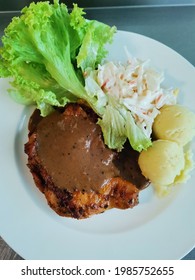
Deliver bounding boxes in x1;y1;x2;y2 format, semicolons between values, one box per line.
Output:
97;98;126;151
85;74;152;152
0;0;150;152
98;96;152;152
125;111;152;152
0;0;116;116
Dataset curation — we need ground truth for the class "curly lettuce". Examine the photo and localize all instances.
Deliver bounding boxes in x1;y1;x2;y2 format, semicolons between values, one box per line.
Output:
0;0;151;152
0;0;116;116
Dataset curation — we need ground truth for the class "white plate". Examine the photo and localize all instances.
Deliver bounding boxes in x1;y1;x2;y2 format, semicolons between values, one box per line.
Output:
0;31;195;260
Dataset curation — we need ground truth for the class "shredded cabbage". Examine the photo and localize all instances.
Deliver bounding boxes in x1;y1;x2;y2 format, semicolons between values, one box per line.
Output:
85;56;177;151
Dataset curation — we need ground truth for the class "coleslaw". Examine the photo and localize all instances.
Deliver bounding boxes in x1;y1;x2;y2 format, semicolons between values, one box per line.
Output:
85;55;177;141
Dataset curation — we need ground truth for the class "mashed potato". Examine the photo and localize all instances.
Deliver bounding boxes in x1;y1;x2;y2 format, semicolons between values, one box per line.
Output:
153;105;195;146
138;140;185;186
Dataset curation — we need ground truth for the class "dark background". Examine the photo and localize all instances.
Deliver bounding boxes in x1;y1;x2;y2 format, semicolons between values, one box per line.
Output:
1;0;195;10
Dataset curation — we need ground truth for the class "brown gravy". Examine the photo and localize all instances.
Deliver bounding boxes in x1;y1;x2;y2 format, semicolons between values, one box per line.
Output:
30;106;149;193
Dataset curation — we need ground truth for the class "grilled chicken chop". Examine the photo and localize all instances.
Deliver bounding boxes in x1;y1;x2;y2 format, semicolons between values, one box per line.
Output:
25;104;149;219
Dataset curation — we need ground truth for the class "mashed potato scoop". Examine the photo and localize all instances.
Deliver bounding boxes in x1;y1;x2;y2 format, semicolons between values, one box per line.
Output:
153;105;195;146
138;140;185;187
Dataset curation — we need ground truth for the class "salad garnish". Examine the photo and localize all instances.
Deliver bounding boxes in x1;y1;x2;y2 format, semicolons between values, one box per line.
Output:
85;59;177;151
0;0;177;152
0;0;116;117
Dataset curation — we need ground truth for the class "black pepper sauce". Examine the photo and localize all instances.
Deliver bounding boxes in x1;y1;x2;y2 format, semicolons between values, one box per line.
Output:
36;110;120;192
29;106;149;193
